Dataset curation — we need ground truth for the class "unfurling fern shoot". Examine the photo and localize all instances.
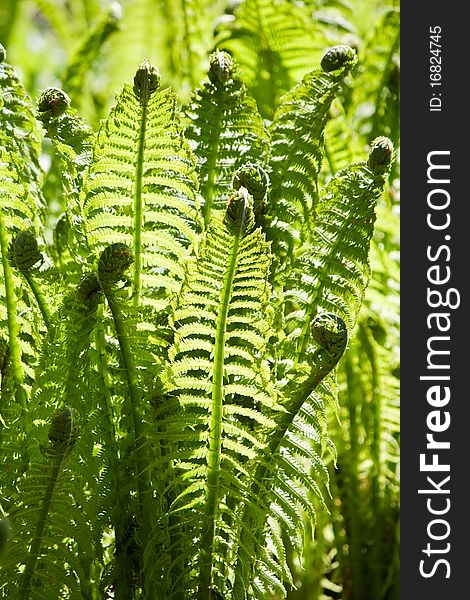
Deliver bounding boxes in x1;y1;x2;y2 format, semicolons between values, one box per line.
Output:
9;231;51;330
97;243;156;580
20;407;78;598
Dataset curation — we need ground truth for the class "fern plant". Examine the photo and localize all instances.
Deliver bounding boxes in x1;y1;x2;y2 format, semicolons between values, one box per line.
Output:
0;36;395;599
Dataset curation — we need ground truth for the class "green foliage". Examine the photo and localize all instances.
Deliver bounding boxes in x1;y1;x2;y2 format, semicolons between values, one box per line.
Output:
0;2;399;599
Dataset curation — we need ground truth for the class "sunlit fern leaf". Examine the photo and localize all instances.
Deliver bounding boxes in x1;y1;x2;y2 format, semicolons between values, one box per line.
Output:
185;51;269;225
82;60;201;323
155;202;285;598
215;0;329;119
265;47;357;268
1;438;95;599
282;141;394;369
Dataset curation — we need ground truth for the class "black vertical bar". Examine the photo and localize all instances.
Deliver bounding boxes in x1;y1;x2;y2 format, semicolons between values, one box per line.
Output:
401;4;467;597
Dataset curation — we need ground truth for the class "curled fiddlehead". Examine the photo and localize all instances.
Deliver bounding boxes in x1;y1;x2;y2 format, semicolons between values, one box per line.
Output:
311;312;348;359
0;43;6;63
133;59;161;102
368;136;394;176
8;231;42;273
97;243;134;286
208;50;233;85
76;272;103;307
37;87;71;124
45;406;79;457
224;188;256;236
232;163;269;216
320;44;356;73
8;231;52;330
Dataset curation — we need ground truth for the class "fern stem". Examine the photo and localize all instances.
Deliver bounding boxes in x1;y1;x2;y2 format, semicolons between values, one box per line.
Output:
197;214;243;597
132;90;149;307
94;314;137;600
23;271;52;331
100;285;155;580
20;454;63;598
0;214;27;410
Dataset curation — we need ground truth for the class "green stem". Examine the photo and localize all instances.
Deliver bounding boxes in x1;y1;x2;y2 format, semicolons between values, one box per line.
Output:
20;455;63;598
23;271;52;331
94;314;135;600
99;283;155;587
0;214;27;410
132;86;149;308
197;217;243;597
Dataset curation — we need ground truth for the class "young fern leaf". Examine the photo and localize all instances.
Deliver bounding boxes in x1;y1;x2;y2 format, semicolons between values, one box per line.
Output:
97;243;160;599
2;407;94;600
283;137;395;366
82;59;201;313
232;313;348;599
37;86;94;262
159;191;281;598
185;51;269;226
9;231;51;330
265;45;357;266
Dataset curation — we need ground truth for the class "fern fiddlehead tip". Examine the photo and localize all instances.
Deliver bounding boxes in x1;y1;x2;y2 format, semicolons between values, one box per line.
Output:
368;136;394;175
224;188;256;235
133;59;161;101
232;164;269;215
0;43;6;63
98;242;134;285
311;312;348;358
77;272;103;306
320;45;356;73
47;406;79;455
37;87;71;121
208;50;234;85
9;231;42;273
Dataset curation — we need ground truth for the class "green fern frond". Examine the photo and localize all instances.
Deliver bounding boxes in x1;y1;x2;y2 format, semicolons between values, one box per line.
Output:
82;60;201;313
37;86;94;267
155;197;283;597
1;419;95;600
281;138;394;372
0;147;45;413
265;45;357;265
185;51;269;226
